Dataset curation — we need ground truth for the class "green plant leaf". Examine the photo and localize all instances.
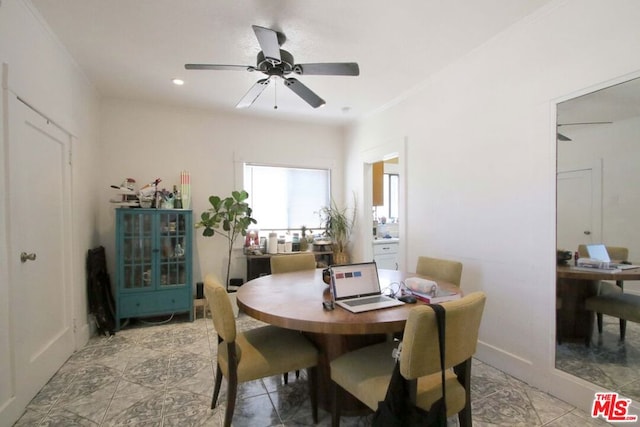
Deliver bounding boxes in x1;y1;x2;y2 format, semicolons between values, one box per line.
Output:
198;190;258;290
209;195;221;210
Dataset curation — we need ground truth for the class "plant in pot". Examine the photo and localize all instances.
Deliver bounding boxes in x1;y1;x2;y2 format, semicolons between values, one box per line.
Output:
319;197;356;265
195;190;257;291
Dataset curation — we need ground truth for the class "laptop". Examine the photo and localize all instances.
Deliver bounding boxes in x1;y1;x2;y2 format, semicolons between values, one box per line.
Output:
585;244;640;270
329;261;405;313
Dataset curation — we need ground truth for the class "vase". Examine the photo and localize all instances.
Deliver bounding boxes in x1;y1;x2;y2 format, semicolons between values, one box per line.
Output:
333;251;349;265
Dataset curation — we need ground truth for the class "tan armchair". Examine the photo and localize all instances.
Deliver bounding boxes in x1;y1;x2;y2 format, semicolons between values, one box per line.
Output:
204;275;319;426
330;292;486;427
578;244;628;339
416;256;463;286
270;252;317;274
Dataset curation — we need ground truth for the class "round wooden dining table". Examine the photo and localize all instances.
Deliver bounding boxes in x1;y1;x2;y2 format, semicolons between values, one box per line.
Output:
556;264;640;343
236;268;460;412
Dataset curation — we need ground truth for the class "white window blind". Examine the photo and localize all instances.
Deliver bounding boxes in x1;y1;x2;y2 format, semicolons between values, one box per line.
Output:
244;164;330;230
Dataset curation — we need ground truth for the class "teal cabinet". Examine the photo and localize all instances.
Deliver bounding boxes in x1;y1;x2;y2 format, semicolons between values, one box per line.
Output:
115;208;193;330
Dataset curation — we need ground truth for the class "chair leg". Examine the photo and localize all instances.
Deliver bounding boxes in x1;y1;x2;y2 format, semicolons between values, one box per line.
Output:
308;367;318;424
620;319;627;341
331;381;341;427
597;313;603;333
284;372;289;384
212;363;223;409
454;360;472;427
224;374;238;427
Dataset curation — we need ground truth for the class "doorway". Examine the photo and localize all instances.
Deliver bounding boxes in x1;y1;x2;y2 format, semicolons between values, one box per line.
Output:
0;93;75;423
361;138;407;270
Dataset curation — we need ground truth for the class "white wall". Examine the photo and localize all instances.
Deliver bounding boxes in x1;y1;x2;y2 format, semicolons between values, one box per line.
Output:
0;0;100;423
344;0;640;413
0;0;101;344
99;99;345;286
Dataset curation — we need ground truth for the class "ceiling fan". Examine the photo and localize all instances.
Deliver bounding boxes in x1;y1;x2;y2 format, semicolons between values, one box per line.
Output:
185;25;360;109
556;121;613;141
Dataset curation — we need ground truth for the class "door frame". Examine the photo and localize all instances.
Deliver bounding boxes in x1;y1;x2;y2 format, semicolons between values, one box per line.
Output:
361;137;407;270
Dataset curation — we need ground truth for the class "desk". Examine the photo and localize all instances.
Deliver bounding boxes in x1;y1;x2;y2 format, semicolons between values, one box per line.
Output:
236;268;459;412
556;265;640;343
245;251;333;280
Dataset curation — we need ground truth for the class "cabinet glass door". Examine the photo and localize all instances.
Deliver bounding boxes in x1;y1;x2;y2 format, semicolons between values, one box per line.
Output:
121;212;153;289
159;212;188;288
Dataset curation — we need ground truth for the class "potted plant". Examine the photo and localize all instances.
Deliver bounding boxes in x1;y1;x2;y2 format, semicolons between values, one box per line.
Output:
196;190;257;291
319;197;356;265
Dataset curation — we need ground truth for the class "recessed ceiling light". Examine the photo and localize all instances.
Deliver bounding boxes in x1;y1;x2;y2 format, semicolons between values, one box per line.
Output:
172;78;185;86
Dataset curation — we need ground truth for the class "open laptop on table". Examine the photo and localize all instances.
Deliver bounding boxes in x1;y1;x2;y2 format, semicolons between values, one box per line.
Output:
329;261;404;313
586;244;640;270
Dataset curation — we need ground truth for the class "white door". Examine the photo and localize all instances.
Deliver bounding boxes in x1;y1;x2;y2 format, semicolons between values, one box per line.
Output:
2;94;74;424
557;167;602;251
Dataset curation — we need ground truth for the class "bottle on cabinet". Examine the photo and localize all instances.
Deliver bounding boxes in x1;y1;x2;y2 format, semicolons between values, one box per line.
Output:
173;185;183;209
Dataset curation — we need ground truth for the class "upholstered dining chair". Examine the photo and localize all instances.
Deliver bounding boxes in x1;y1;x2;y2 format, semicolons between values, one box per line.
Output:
578;244;628;338
416;256;463;286
270;252;317;274
270;252;317;383
329;291;486;427
204;274;319;427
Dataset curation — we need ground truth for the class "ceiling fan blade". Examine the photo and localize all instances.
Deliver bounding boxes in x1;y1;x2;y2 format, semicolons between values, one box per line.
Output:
185;64;254;71
293;62;360;76
252;25;281;64
236;78;271;109
284;78;326;108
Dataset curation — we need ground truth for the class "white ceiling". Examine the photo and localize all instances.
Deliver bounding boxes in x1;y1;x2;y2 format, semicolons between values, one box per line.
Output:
558;77;640;124
30;0;553;124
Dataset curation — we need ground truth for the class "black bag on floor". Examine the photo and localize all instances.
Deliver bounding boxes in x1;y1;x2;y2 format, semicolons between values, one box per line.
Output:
87;246;116;335
372;304;447;427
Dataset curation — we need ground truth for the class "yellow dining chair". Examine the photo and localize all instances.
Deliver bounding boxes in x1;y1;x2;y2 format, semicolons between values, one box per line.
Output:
578;244;628;339
270;252;317;382
330;292;486;427
270;252;317;274
204;274;319;426
416;256;463;286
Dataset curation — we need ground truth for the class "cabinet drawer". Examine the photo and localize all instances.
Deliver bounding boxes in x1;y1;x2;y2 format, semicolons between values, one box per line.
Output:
119;293;157;316
373;243;398;255
156;289;189;311
119;290;188;317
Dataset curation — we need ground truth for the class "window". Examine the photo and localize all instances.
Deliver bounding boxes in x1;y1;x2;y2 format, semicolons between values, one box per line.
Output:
374;173;399;221
244;164;330;230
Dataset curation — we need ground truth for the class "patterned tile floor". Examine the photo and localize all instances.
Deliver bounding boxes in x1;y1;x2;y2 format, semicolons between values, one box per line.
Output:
556;316;640;403
15;312;617;426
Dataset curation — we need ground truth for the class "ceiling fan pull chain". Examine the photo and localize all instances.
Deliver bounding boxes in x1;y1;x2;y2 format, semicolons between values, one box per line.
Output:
274;79;278;110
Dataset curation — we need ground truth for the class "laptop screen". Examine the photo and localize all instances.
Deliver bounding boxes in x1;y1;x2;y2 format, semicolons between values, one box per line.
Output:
586;244;611;262
330;262;381;300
